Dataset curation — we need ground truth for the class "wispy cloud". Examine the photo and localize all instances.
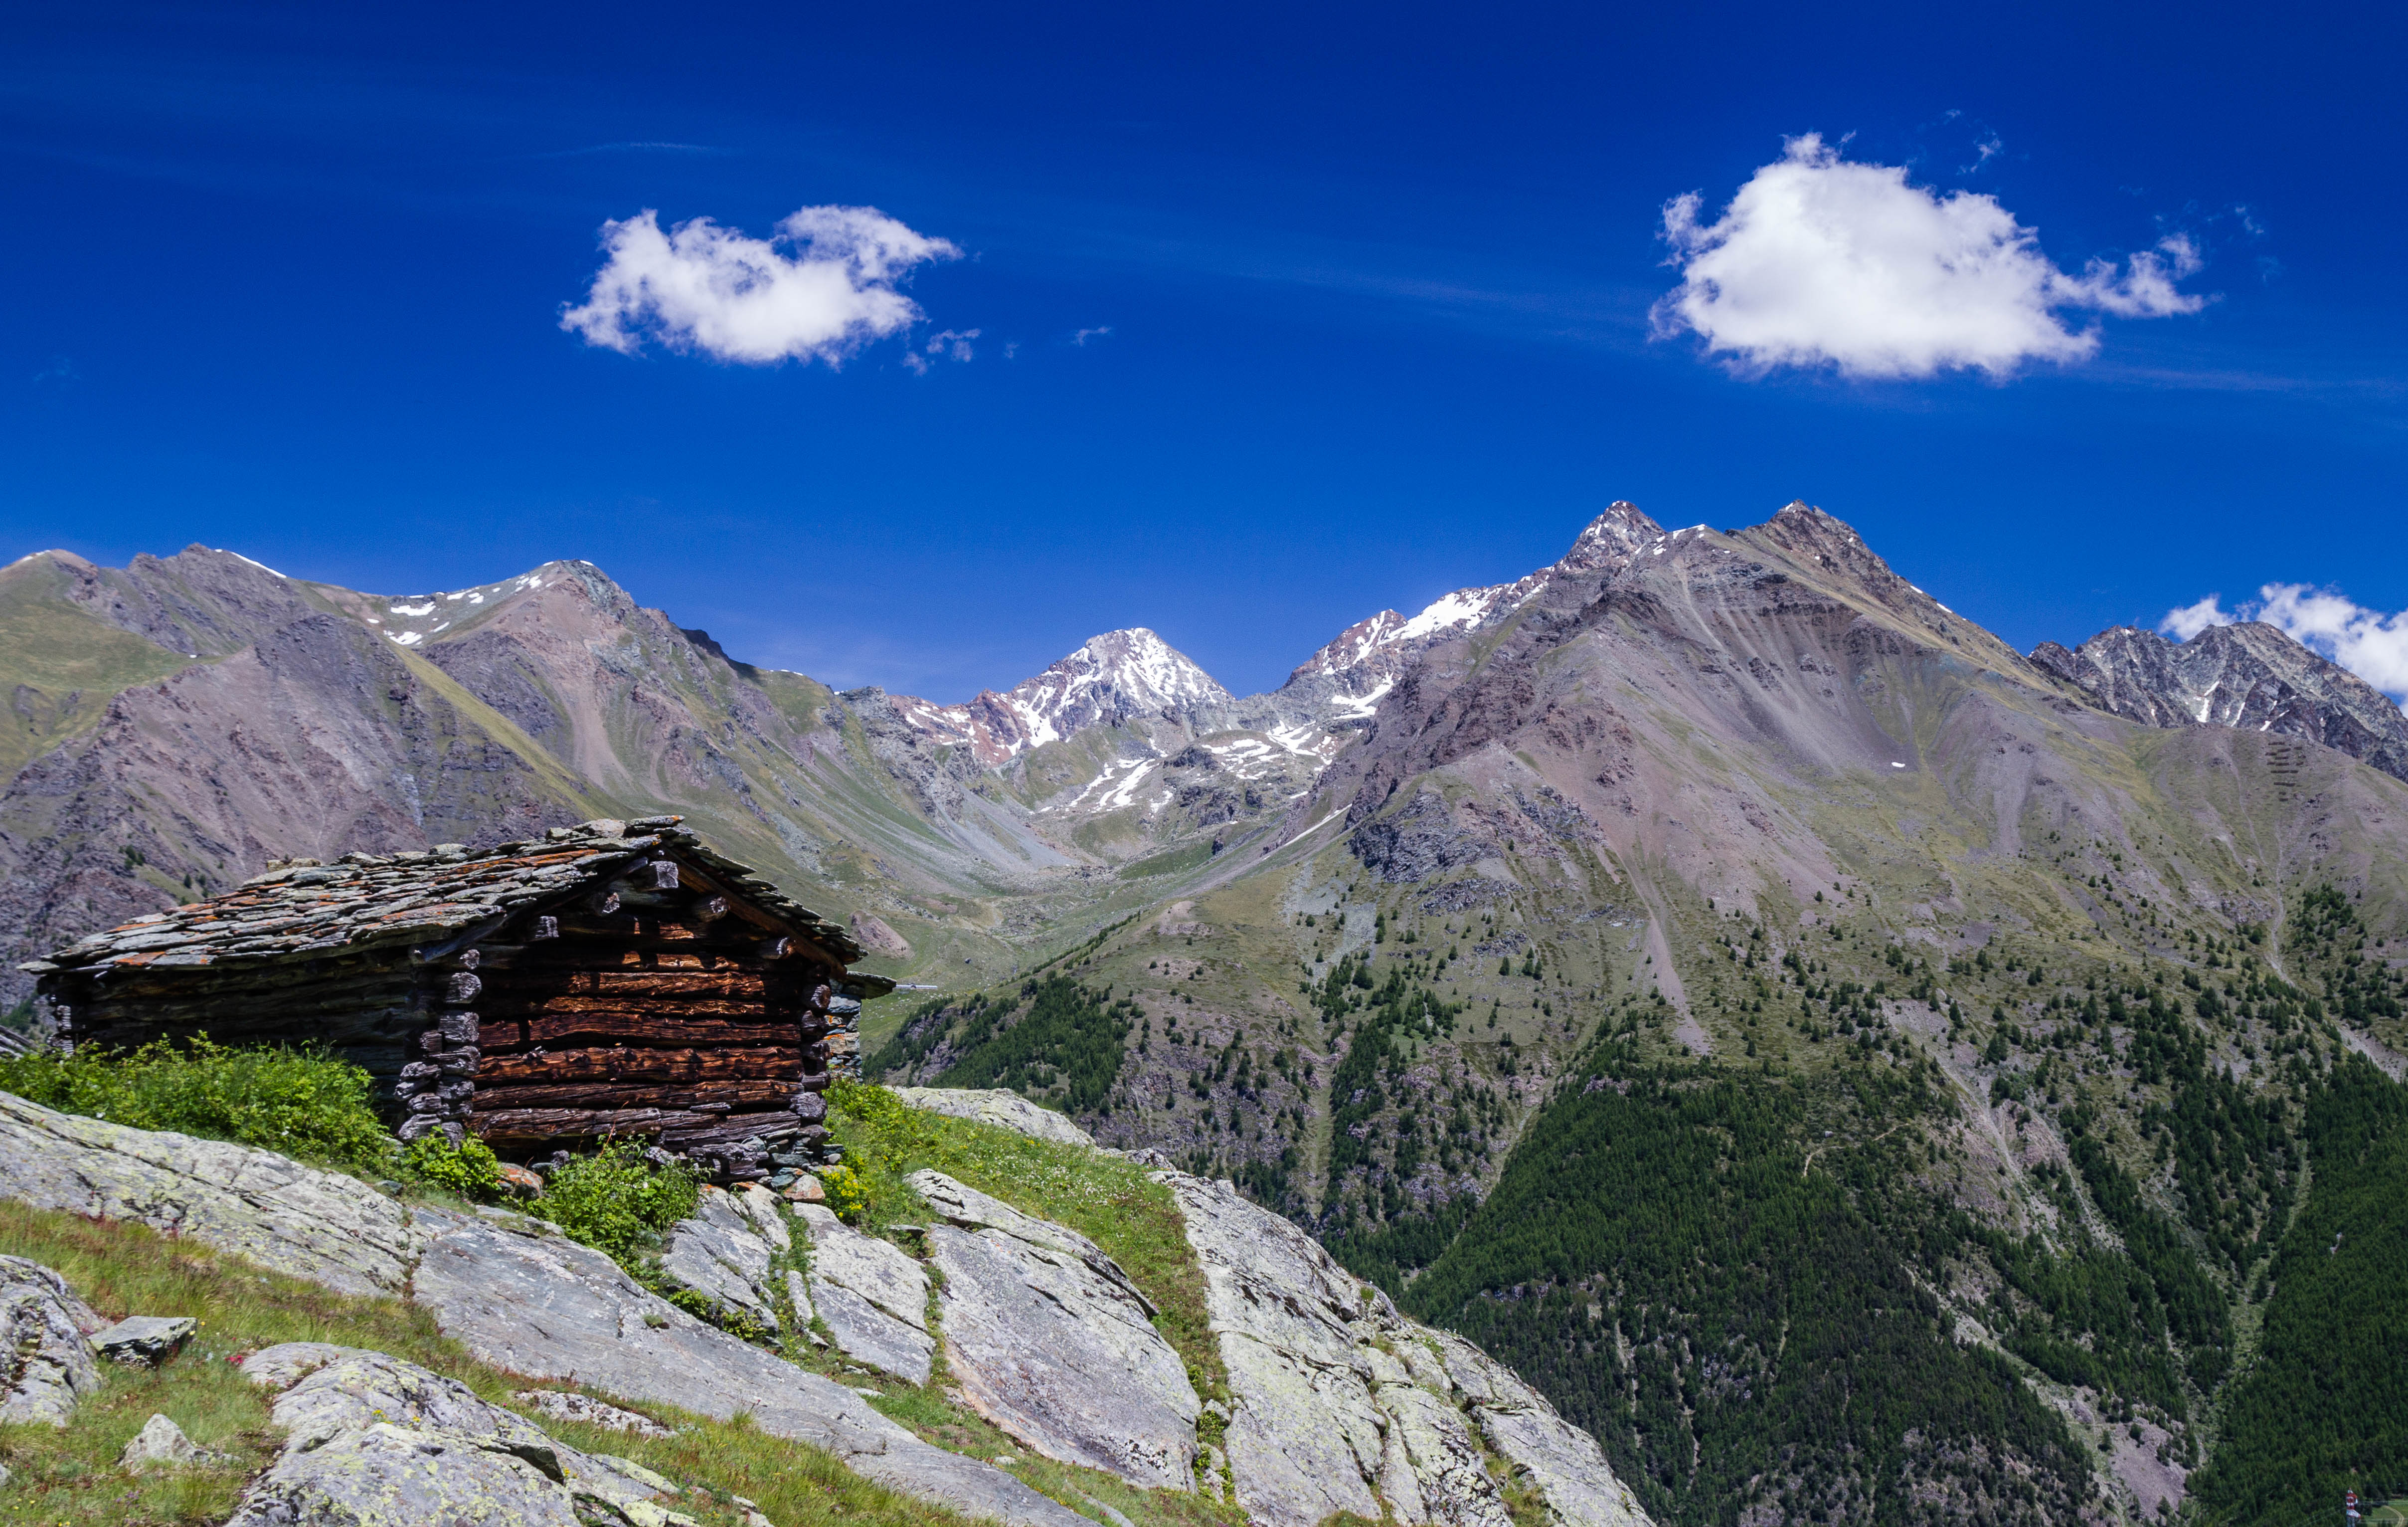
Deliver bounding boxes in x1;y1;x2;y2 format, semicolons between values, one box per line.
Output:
900;328;980;374
561;204;959;365
1655;134;2209;379
1071;326;1112;346
2161;585;2408;701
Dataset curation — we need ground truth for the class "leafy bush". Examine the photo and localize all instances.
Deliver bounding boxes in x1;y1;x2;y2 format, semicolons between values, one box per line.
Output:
818;1161;870;1221
526;1140;700;1267
402;1132;503;1199
0;1037;394;1172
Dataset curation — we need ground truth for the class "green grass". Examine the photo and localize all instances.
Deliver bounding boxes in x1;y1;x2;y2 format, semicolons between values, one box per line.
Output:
0;1200;976;1527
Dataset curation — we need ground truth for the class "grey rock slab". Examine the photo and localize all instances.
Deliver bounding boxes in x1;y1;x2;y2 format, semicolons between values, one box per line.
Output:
409;1208;1089;1527
240;1342;675;1518
222;1419;589;1527
1428;1331;1653;1527
890;1088;1096;1147
924;1220;1198;1491
0;1090;428;1296
811;1280;935;1386
794;1205;928;1327
514;1389;672;1438
1156;1170;1645;1527
907;1169;1155;1313
658;1212;778;1327
905;1170;1192;1487
92;1314;198;1366
794;1203;934;1383
0;1254;104;1425
732;1183;792;1251
119;1412;207;1471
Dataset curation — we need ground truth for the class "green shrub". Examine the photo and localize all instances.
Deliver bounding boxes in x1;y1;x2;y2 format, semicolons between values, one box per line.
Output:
526;1140;700;1267
0;1036;394;1173
818;1161;870;1221
402;1132;504;1199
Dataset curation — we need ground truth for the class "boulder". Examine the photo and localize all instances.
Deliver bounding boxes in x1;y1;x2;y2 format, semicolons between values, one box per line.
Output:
909;1171;1198;1491
889;1088;1095;1147
0;1254;104;1425
230;1342;679;1526
119;1412;207;1470
0;1090;428;1296
409;1208;1088;1527
794;1204;934;1385
92;1315;197;1366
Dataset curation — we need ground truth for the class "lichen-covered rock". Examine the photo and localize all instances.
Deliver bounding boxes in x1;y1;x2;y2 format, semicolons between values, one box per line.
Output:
119;1412;207;1470
0;1090;428;1296
909;1170;1197;1490
793;1204;933;1385
1156;1170;1646;1527
1428;1331;1653;1527
92;1315;197;1366
409;1208;1087;1527
0;1254;104;1425
223;1418;589;1527
230;1342;677;1526
889;1088;1095;1147
658;1189;780;1329
514;1390;671;1438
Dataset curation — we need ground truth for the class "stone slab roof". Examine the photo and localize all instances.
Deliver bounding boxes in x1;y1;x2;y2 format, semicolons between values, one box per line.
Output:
22;816;869;979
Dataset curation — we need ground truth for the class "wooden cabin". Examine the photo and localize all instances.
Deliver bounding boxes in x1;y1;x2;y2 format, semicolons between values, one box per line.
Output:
22;816;891;1178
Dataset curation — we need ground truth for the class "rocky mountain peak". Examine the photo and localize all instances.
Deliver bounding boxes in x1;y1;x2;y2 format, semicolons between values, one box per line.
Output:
1553;501;1666;574
2034;620;2408;782
890;627;1234;766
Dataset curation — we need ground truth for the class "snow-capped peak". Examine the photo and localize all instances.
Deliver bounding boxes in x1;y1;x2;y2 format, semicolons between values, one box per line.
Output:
889;628;1233;765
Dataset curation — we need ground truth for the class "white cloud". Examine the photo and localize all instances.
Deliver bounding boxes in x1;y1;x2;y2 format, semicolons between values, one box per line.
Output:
561;204;959;366
2160;585;2408;701
1071;326;1112;346
1656;134;2207;378
899;328;980;374
2160;593;2231;640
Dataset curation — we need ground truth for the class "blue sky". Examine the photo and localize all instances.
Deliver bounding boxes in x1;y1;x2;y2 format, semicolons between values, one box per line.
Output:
3;1;2404;702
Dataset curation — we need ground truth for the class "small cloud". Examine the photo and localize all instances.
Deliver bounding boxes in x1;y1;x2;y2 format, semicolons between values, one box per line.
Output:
561;204;959;366
1070;326;1113;346
1654;134;2209;379
30;357;77;386
2159;594;2233;640
900;328;980;374
1003;340;1020;360
2162;585;2408;701
1964;134;2005;174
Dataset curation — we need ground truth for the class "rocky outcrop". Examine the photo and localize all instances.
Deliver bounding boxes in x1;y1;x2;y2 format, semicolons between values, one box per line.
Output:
889;1087;1096;1147
0;1091;428;1296
2033;621;2408;783
910;1170;1198;1491
794;1204;935;1384
1157;1171;1651;1527
410;1207;1087;1527
0;1254;103;1425
850;911;914;958
227;1342;683;1527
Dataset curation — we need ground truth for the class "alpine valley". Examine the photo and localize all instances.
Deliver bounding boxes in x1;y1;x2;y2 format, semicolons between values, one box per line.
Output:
5;500;2406;1527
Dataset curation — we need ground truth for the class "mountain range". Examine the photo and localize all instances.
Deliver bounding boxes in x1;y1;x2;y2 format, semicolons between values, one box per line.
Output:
6;503;2407;1527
